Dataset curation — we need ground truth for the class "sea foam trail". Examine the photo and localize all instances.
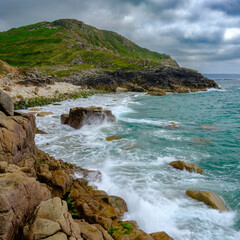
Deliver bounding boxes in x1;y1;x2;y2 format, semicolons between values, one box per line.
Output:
28;89;240;240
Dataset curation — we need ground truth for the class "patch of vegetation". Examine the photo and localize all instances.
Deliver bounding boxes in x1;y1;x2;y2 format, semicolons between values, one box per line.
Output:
109;221;133;236
0;19;175;73
62;192;80;219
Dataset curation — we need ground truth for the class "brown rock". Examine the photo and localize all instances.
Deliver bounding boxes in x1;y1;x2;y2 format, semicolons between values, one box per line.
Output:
169;161;203;174
0;168;51;240
106;136;123;141
150;231;174;240
24;197;82;240
186;190;228;211
67;106;116;129
36;127;48;134
29;107;41;111
0;89;14;116
37;112;54;117
167;122;179;128
0;111;36;164
61;114;69;124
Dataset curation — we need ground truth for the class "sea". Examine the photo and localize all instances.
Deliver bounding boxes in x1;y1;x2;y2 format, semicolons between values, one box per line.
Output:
28;74;240;240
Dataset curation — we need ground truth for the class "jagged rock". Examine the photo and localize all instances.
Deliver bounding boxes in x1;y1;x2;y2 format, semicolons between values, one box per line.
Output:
61;113;70;124
24;197;82;240
169;161;203;174
36;127;48;134
150;231;174;240
0;167;51;240
66;106;116;129
0;89;14;116
186;190;228;211
0;111;36;164
37;112;54;117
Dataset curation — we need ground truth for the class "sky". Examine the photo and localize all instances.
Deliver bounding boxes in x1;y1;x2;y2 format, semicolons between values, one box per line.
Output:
0;0;240;73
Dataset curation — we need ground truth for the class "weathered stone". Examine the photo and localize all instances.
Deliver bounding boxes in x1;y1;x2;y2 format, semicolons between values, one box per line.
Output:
61;114;69;124
67;106;116;129
169;161;203;174
0;168;51;240
0;89;14;116
0;111;36;164
186;190;228;211
44;232;68;240
150;231;174;240
37;112;54;117
36;127;48;134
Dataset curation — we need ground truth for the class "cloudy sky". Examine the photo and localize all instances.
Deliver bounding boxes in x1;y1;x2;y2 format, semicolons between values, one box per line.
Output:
0;0;240;73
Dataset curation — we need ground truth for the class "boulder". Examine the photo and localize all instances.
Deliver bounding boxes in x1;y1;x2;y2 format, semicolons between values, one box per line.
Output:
24;197;82;240
0;111;36;164
150;231;174;240
186;190;228;211
169;161;203;174
67;106;116;129
61;114;70;124
0;89;14;116
0;167;51;240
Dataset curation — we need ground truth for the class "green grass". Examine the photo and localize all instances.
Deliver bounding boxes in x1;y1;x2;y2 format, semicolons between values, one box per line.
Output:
0;19;175;73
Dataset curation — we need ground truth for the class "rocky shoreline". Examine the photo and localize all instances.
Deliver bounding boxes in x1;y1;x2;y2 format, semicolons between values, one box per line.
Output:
0;90;176;239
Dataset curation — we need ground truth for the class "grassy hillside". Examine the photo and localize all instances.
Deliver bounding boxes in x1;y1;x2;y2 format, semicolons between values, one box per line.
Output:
0;19;177;76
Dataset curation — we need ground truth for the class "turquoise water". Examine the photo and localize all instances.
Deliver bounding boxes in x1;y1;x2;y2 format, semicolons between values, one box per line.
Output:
32;75;240;240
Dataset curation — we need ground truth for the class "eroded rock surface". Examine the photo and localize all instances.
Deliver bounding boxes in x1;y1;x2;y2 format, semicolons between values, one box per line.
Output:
0;89;14;116
186;190;228;211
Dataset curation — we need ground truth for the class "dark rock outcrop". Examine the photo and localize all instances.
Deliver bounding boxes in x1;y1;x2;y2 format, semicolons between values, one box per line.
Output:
68;66;218;94
61;106;116;129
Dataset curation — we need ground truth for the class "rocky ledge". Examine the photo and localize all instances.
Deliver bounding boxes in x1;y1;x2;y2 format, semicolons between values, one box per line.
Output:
0;92;174;239
66;66;218;94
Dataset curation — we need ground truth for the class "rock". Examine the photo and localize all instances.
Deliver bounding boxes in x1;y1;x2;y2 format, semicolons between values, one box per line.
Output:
77;220;113;240
106;136;123;141
150;231;174;240
29;107;41;111
0;167;51;240
67;106;116;129
194;137;212;145
186;190;228;211
169;161;203;174
61;114;69;124
0;89;14;116
36;127;48;134
37;112;54;117
167;122;179;128
200;124;218;130
3;86;11;92
24;197;82;240
0;111;36;164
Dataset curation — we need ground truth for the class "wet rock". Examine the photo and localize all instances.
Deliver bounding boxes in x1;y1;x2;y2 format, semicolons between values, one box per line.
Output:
186;190;228;211
167;122;179;128
194;137;212;145
67;106;116;129
0;167;51;240
150;231;174;240
169;161;203;174
200;124;218;130
106;136;123;141
0;89;14;116
29;107;41;111
36;127;48;134
61;113;69;124
37;112;54;117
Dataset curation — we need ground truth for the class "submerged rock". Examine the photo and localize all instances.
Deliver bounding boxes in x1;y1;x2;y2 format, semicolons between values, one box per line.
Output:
186;190;228;211
169;161;203;174
167;122;179;128
106;136;123;141
63;106;116;129
37;112;54;117
0;89;14;116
